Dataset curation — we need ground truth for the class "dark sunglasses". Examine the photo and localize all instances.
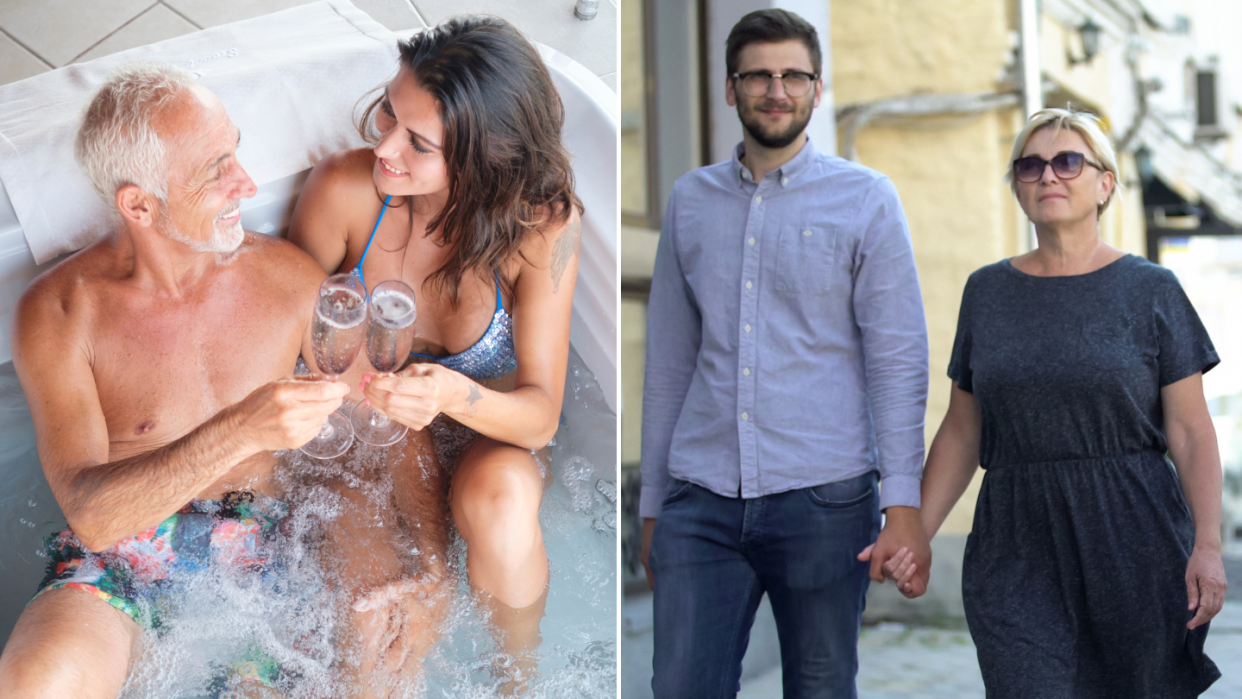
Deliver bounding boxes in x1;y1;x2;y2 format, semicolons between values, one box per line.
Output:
1012;151;1104;183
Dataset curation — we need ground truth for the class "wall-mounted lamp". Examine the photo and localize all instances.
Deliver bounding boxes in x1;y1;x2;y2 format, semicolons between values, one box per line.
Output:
1067;18;1102;66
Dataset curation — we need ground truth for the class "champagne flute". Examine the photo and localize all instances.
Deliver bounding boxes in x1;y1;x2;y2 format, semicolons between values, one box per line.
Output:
351;280;417;446
301;274;367;459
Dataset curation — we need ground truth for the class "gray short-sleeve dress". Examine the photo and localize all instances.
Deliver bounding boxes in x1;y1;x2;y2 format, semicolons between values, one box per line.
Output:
949;254;1221;698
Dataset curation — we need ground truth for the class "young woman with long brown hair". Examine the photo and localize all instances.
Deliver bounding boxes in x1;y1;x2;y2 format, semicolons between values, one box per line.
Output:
288;15;582;691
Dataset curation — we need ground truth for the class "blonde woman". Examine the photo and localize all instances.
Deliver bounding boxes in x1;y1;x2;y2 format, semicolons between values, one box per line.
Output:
888;109;1224;697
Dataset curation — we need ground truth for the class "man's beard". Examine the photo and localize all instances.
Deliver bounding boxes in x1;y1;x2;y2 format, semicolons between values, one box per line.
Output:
737;96;813;149
160;202;244;254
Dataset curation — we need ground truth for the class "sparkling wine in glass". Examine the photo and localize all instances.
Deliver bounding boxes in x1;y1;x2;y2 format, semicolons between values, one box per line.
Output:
352;280;417;446
301;274;367;459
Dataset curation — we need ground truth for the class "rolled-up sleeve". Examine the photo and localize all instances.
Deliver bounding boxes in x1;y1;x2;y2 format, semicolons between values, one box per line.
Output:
850;177;929;510
639;191;701;518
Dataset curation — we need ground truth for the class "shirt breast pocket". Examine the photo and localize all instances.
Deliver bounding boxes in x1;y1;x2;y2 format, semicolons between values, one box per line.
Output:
773;224;837;295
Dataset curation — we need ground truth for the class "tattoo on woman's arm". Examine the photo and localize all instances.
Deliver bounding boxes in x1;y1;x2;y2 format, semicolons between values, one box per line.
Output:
550;219;581;293
466;384;482;416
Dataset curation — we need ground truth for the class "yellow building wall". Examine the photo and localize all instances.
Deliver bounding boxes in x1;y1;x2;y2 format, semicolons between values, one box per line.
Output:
620;0;646;215
833;0;1016;534
833;0;1013;99
622;298;647;465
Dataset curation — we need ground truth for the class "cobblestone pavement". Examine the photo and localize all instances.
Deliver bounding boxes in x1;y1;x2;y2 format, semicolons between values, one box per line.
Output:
738;601;1242;698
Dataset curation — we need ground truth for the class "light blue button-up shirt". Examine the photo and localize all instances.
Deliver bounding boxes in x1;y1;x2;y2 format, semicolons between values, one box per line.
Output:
639;139;929;518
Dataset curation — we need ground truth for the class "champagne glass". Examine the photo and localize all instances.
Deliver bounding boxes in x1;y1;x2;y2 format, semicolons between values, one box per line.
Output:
301;274;367;459
352;280;417;446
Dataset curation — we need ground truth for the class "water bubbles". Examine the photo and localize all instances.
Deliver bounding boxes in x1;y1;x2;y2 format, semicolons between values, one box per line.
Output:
557;456;596;512
103;349;617;699
594;479;616;504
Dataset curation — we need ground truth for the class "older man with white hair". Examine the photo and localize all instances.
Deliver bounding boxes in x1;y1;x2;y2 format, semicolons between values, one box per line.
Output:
0;62;349;697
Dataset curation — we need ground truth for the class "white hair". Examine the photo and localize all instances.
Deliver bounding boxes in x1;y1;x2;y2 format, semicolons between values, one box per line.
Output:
74;62;197;208
1007;108;1123;215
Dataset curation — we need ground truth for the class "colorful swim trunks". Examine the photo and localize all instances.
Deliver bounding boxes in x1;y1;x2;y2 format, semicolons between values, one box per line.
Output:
32;491;288;632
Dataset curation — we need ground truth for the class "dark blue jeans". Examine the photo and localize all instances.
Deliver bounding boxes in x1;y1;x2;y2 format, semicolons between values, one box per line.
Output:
649;472;880;699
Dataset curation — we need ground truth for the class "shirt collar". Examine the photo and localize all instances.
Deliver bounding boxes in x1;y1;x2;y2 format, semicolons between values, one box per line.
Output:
732;137;817;189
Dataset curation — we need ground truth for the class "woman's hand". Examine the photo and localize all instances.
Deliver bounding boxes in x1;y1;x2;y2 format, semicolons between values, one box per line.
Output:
1185;545;1227;630
361;363;472;431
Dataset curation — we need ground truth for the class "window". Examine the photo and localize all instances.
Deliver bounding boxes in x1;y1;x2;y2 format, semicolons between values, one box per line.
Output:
1197;69;1218;129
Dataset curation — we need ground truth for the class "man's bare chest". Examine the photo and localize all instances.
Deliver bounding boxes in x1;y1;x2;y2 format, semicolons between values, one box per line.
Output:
89;289;305;450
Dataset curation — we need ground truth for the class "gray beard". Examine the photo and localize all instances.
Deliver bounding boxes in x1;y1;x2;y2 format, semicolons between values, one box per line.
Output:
161;215;244;254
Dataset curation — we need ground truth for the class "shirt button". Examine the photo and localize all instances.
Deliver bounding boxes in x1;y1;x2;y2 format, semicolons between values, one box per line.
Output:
748;237;755;246
743;367;751;376
781;177;789;186
741;412;749;421
803;229;812;237
744;324;752;333
754;195;762;204
745;280;753;289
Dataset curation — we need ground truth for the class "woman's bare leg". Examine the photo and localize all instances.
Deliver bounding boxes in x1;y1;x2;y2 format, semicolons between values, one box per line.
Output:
476;583;548;695
451;439;548;607
450;438;548;693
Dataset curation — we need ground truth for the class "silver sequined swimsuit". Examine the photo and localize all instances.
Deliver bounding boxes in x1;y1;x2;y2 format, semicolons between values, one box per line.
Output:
352;196;519;466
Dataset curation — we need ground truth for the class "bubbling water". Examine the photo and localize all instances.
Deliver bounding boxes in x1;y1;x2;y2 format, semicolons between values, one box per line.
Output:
116;349;616;699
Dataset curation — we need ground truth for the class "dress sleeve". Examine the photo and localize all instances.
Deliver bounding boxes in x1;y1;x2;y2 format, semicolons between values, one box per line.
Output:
947;273;975;393
1154;271;1219;387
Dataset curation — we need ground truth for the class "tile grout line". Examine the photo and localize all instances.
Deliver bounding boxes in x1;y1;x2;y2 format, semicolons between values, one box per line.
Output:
0;26;55;70
65;1;163;66
403;0;429;27
160;1;204;30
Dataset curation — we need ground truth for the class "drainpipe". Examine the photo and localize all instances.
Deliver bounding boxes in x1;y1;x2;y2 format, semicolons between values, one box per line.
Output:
1019;0;1042;250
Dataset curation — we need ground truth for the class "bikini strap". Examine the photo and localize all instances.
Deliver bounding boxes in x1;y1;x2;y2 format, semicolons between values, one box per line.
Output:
355;194;393;290
493;270;504;313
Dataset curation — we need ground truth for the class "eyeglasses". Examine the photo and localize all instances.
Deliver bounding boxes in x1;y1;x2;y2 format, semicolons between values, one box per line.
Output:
1012;152;1104;183
731;71;818;98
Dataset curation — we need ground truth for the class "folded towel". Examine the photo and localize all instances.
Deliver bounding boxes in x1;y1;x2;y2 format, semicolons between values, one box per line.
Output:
0;0;401;264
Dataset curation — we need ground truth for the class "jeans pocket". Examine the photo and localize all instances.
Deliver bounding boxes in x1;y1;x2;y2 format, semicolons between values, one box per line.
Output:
806;472;876;508
662;478;695;506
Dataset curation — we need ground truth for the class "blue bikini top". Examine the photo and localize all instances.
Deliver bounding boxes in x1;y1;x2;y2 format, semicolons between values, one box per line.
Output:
350;195;518;381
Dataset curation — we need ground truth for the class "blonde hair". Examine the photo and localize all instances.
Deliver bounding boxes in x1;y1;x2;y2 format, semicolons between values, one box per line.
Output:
1007;108;1122;215
75;62;196;208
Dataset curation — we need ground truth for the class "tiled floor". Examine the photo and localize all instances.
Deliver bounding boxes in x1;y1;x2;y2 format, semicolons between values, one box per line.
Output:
0;0;616;91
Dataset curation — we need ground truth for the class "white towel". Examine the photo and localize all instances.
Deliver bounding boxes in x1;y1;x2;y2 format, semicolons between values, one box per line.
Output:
0;0;401;264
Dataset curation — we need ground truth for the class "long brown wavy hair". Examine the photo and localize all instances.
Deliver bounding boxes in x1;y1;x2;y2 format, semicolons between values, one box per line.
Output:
356;16;584;307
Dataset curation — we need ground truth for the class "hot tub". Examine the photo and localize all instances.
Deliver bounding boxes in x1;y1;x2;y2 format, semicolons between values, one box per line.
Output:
0;20;616;699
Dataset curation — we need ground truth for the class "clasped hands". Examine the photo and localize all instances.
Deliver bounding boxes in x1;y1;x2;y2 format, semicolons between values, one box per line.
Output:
856;506;932;598
358;363;471;431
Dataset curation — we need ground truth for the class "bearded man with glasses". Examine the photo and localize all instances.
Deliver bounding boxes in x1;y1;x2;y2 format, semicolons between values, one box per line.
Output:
638;8;931;698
